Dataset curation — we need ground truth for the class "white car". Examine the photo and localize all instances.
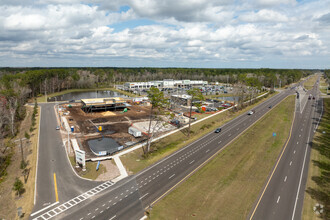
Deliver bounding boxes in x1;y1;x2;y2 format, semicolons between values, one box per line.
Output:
248;110;255;115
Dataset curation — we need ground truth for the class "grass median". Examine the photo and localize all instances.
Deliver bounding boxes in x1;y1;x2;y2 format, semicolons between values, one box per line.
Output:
302;98;330;220
149;95;295;219
121;92;275;174
304;75;318;90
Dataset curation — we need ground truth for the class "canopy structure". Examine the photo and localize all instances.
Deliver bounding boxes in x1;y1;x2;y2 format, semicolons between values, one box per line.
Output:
81;97;130;113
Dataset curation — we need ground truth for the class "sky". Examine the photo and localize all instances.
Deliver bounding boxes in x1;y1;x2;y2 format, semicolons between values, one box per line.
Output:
0;0;329;68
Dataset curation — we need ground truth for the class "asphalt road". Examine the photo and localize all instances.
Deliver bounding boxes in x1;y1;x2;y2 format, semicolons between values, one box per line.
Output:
249;78;322;220
31;86;298;220
31;103;99;215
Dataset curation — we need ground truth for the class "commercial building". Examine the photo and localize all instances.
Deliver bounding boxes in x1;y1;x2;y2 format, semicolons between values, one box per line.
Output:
124;79;208;90
81;97;129;113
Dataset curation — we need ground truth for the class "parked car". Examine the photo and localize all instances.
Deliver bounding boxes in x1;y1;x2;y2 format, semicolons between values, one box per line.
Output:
56;126;60;130
215;127;222;133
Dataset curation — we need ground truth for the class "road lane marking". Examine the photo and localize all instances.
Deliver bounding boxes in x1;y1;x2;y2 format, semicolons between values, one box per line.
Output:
91;216;95;219
54;173;59;202
87;213;91;216
189;160;195;164
169;174;175;179
299;135;301;137
294;150;296;154
290;161;292;166
249;100;296;220
297;142;299;144
206;149;210;153
140;193;149;200
284;176;287;182
30;201;59;217
110;215;116;220
292;124;313;220
277;196;280;203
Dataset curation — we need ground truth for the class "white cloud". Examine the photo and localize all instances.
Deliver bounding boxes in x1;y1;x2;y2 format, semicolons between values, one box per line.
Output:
0;0;329;68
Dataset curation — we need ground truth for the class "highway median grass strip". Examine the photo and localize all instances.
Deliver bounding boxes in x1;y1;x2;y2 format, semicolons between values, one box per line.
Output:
149;95;295;220
304;75;319;90
303;98;330;220
121;93;275;174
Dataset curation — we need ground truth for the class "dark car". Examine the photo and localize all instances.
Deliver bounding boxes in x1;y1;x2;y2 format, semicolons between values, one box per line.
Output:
312;96;315;100
269;105;272;108
215;128;222;133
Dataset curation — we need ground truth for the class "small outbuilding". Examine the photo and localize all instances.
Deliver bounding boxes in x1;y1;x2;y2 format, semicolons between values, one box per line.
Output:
128;126;142;137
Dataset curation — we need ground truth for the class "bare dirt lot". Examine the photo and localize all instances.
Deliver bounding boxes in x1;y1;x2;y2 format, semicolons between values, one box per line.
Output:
63;103;152;158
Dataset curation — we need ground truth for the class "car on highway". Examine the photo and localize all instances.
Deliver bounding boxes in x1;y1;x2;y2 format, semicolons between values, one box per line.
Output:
215;128;222;133
248;110;255;115
313;96;315;100
269;105;272;108
56;126;60;130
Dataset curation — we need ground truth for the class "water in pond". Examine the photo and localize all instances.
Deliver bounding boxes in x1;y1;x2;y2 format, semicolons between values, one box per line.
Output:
48;90;128;102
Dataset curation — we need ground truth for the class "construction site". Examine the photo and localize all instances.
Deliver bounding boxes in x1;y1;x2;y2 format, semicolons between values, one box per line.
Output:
57;97;177;160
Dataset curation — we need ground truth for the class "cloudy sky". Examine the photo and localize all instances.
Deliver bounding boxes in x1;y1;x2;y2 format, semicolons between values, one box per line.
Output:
0;0;329;68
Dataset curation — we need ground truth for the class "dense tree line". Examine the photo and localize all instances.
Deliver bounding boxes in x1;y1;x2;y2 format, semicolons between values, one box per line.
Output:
0;67;314;141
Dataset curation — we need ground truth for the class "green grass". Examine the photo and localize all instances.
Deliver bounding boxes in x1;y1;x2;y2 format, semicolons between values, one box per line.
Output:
303;98;330;220
121;92;275;174
35;87;138;103
149;95;295;220
304;75;318;90
319;76;329;94
69;156;106;180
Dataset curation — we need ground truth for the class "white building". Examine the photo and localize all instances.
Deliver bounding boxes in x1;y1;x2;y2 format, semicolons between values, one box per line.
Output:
124;79;208;90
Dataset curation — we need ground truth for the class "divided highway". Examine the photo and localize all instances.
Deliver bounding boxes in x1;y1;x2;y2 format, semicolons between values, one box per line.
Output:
249;79;322;220
33;87;297;220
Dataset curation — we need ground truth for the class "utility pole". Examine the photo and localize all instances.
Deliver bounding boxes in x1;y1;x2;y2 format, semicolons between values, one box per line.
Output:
45;78;47;103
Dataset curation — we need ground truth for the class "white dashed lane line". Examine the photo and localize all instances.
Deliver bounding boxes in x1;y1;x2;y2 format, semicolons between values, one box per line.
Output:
294;150;296;154
109;215;116;220
189;160;195;164
284;176;287;182
206;149;210;153
169;174;175;179
277;196;281;203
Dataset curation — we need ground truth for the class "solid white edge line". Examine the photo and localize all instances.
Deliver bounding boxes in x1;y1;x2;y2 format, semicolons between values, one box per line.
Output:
53;105;96;183
31;201;59;217
34;106;41;205
140;193;149;200
291;97;315;220
314;97;323;132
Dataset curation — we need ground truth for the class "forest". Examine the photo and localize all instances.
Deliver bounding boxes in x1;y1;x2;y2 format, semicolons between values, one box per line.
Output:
0;67;319;182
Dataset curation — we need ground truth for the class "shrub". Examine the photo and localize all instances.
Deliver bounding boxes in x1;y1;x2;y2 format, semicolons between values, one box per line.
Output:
13;177;25;197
